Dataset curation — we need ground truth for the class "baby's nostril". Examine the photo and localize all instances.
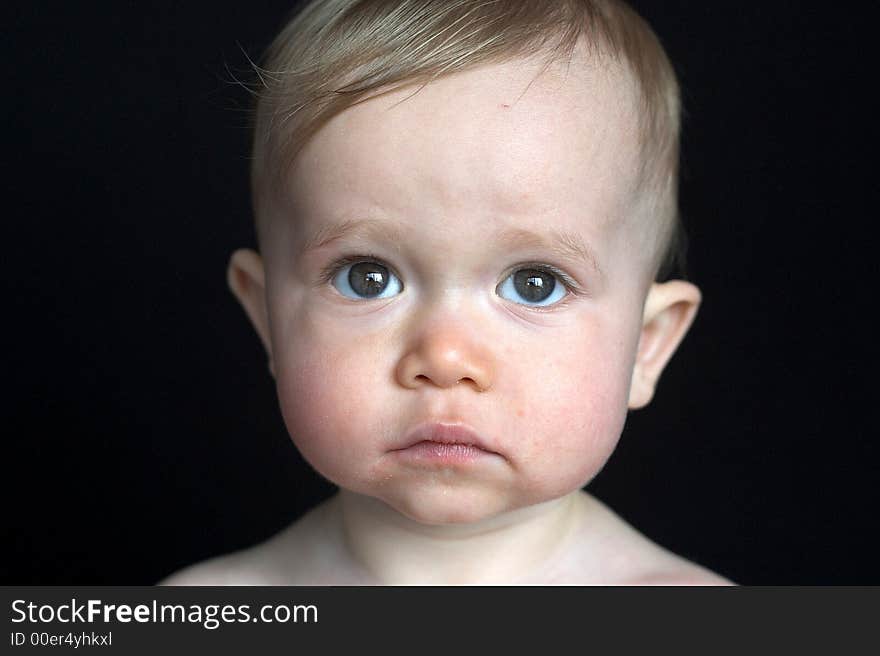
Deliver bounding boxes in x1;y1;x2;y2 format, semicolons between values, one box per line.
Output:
458;377;488;392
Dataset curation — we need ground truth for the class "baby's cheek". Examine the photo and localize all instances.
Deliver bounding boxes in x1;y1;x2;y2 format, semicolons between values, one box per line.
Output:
274;346;374;484
525;346;631;495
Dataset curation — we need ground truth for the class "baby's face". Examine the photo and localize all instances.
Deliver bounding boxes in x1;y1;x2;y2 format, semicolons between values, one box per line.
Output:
257;53;657;524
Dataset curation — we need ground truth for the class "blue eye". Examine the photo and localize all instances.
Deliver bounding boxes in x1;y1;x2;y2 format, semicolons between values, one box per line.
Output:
331;259;403;300
496;267;568;307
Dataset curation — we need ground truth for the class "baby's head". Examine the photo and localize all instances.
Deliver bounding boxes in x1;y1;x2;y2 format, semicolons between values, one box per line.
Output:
229;0;701;524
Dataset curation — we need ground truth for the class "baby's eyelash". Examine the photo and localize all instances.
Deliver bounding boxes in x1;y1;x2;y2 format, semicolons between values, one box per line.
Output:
517;264;583;294
317;253;388;286
317;254;587;306
509;262;587;312
514;262;585;296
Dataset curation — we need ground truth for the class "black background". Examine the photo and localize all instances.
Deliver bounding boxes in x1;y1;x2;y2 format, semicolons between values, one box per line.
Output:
4;2;876;584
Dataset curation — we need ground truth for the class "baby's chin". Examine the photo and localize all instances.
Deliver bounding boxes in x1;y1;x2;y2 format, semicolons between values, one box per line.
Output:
328;459;598;526
371;482;535;526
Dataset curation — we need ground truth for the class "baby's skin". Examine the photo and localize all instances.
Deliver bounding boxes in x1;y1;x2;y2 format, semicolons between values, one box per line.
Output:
164;43;729;585
163;490;729;584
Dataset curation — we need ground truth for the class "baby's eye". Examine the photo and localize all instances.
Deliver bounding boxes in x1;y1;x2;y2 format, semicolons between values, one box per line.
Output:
496;267;568;307
330;258;403;300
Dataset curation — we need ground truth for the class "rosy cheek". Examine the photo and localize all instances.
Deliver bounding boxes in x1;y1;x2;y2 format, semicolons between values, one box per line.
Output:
274;337;384;486
277;356;328;440
532;342;631;488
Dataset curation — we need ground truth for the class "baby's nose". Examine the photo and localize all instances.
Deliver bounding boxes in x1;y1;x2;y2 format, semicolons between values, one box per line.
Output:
395;328;493;393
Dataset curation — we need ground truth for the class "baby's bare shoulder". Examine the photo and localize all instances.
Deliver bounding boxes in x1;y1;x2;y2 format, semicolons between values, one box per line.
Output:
560;492;734;586
158;522;312;586
158;549;270;586
617;548;734;586
158;497;358;586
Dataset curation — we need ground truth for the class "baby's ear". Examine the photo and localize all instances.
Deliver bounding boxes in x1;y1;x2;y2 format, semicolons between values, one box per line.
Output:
628;280;701;409
227;249;274;377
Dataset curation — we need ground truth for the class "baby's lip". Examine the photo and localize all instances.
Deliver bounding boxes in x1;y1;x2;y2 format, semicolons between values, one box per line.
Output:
396;422;501;457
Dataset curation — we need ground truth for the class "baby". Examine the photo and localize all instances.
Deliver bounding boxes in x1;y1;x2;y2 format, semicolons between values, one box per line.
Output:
163;0;731;585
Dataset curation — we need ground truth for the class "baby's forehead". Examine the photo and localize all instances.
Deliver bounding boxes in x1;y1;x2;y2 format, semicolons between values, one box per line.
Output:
286;51;645;234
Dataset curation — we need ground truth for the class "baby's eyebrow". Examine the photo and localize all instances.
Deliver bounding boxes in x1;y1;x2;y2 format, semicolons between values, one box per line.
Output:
494;227;604;280
299;218;405;253
299;218;603;278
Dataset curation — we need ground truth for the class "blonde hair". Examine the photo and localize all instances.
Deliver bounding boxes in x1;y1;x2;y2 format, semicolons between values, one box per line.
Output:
247;0;685;279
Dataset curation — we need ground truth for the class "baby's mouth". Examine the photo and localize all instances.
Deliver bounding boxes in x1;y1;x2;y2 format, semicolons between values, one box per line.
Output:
392;422;504;462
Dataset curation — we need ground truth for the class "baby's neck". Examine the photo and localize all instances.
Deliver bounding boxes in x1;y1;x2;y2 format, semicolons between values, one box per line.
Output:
335;490;582;584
